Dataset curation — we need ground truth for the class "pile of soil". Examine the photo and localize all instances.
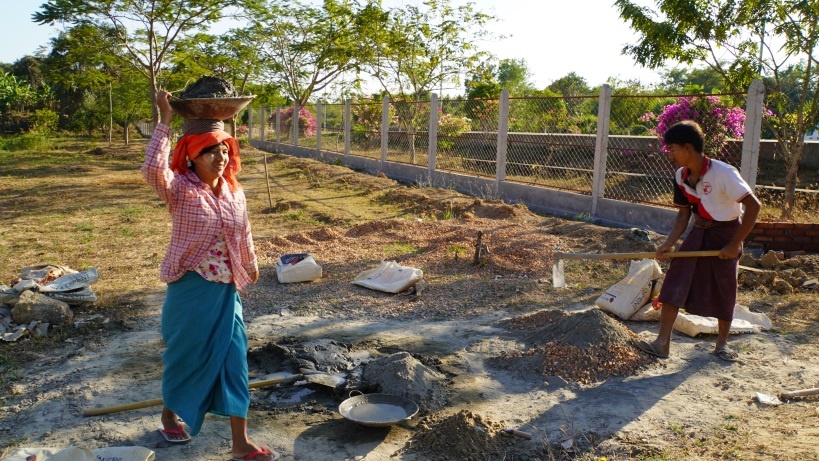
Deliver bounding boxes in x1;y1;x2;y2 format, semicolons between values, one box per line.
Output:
493;309;655;384
179;75;238;98
403;410;519;461
362;352;449;413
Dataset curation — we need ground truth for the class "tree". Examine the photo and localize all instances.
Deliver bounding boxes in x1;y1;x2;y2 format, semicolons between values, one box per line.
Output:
497;58;532;96
659;66;726;93
249;0;375;107
548;72;594;118
34;0;256;124
616;0;819;219
360;0;495;162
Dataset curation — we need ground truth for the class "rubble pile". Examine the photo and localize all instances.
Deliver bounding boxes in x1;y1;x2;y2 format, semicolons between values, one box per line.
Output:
739;251;819;294
0;265;99;341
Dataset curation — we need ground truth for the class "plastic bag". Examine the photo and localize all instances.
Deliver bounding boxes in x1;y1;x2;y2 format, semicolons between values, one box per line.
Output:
276;253;322;283
5;446;154;461
39;268;99;293
595;259;662;320
352;261;423;294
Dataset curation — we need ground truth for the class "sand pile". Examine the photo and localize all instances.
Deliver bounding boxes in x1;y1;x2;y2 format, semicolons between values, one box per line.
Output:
494;309;654;384
362;352;449;413
403;410;518;461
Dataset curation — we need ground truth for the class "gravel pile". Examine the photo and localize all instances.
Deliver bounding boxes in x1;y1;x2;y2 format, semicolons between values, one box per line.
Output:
494;309;655;384
179;76;238;98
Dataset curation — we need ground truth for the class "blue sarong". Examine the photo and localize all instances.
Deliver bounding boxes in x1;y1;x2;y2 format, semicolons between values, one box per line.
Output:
161;271;249;436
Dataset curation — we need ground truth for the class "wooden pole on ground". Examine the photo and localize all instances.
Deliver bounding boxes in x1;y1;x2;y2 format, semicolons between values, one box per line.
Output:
83;374;301;417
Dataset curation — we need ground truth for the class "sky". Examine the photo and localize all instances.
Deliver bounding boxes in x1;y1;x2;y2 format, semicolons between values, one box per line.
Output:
4;0;664;92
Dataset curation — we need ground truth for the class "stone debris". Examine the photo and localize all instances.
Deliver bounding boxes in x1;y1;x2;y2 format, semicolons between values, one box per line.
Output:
1;264;100;341
739;251;818;293
179;76;238;99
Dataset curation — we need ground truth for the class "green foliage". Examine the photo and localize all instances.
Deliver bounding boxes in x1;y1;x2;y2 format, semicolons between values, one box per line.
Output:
0;131;50;152
616;0;819;218
437;114;471;149
32;109;59;132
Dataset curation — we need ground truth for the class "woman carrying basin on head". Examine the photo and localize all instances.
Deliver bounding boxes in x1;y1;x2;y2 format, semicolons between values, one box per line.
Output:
141;89;278;461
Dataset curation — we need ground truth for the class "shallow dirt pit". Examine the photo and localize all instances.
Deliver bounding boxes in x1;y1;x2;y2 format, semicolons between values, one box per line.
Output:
492;308;656;384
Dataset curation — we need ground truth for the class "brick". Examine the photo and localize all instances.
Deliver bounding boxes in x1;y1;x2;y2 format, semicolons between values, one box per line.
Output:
774;236;793;243
753;236;773;242
805;230;819;237
793;223;816;230
765;229;786;236
753;222;775;229
788;229;806;236
774;222;795;229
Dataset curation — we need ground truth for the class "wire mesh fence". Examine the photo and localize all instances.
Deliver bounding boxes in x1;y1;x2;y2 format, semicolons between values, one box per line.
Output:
505;96;599;193
604;93;747;206
437;98;496;178
321;102;345;154
250;87;786;216
349;99;382;160
388;99;430;165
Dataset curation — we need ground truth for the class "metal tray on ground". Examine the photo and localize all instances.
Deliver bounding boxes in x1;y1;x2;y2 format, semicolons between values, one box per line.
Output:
338;392;419;427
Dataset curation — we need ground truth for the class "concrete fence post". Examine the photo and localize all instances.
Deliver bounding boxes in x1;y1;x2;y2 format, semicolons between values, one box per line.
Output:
316;99;323;155
495;90;510;194
248;104;253;140
344;99;351;158
275;105;281;152
293;102;299;148
428;93;439;184
381;95;389;171
260;105;266;142
741;79;765;189
591;84;612;218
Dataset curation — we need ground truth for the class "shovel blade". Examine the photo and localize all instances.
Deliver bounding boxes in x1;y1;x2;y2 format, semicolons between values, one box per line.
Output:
552;259;565;288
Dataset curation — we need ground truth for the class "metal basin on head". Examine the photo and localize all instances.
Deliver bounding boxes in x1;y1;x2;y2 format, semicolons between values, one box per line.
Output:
169;96;255;120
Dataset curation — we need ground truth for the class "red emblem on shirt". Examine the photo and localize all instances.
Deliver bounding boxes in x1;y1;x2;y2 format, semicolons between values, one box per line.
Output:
702;182;712;194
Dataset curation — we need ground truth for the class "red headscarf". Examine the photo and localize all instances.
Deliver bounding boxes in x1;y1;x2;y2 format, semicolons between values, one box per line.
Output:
170;131;242;192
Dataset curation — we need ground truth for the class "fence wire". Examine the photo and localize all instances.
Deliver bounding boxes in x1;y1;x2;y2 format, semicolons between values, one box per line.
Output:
437;99;496;178
388;100;429;165
349;99;382;160
321;102;345;154
505;96;598;193
604;93;746;206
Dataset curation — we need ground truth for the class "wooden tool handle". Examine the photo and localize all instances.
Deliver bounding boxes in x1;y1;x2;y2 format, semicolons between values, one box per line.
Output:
555;250;721;261
779;387;819;400
83;374;300;417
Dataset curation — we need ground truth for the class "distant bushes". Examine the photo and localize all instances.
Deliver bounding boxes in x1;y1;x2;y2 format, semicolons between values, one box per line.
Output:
0;130;51;151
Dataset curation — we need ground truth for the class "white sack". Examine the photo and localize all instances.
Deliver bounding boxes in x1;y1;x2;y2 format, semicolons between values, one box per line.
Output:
276;253;322;283
629;299;662;322
6;446;154;461
352;260;423;294
39;268;99;293
595;259;662;320
672;304;772;337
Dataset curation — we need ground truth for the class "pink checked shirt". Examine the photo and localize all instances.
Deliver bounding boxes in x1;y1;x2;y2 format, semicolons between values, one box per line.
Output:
141;123;258;291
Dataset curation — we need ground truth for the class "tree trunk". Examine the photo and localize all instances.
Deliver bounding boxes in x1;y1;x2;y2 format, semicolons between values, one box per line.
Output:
781;140;804;220
123;122;130;145
149;68;159;125
228;116;237;137
408;130;416;164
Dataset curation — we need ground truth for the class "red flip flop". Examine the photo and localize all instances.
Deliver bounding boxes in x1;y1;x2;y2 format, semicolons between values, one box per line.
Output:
231;446;280;461
158;426;191;443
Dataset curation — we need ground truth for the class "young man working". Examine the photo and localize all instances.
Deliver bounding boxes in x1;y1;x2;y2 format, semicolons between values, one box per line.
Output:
634;120;760;362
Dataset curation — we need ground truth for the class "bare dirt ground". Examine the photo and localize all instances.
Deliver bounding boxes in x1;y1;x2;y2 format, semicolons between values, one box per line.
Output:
1;142;818;461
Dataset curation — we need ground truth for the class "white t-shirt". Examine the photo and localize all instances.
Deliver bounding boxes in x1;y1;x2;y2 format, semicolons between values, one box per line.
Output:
673;157;752;221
